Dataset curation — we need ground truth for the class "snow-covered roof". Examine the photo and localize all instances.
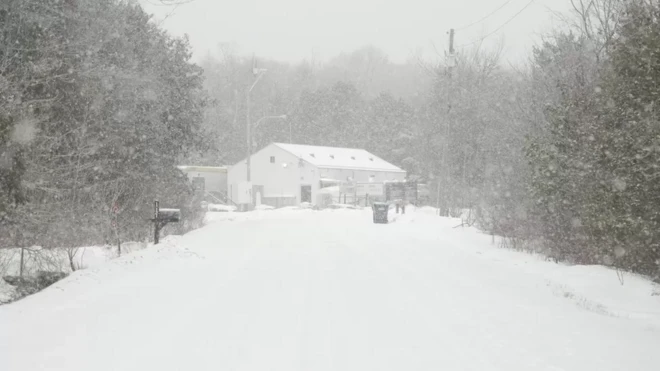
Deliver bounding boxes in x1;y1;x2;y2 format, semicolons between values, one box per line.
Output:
274;143;405;173
177;166;228;173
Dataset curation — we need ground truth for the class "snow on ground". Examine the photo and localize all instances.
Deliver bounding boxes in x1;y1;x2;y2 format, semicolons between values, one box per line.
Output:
207;203;237;212
0;242;149;304
1;207;660;371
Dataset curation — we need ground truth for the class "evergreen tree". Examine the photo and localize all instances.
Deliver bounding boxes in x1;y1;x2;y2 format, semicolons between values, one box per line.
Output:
594;0;660;276
1;0;207;248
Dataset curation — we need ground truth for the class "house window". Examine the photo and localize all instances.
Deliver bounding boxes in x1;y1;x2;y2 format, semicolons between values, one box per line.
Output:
270;156;275;163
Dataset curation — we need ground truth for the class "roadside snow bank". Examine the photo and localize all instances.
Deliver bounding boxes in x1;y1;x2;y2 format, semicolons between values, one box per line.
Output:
0;242;149;304
406;210;660;327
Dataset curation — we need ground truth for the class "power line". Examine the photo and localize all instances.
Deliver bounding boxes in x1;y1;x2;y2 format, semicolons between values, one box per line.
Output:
455;0;515;31
456;0;536;49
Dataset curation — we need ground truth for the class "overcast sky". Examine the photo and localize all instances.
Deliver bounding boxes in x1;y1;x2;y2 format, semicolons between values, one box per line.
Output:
139;0;574;65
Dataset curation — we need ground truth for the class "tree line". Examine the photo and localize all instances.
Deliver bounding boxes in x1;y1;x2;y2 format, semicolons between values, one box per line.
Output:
0;0;208;257
2;0;658;280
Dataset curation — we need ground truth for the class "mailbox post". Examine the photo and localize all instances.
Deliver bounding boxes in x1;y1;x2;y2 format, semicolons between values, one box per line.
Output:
151;200;181;245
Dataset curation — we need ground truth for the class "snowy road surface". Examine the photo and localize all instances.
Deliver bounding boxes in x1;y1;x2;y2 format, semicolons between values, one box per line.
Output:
2;207;660;371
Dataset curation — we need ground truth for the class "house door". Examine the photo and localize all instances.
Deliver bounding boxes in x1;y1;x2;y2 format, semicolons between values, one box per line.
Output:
300;185;312;203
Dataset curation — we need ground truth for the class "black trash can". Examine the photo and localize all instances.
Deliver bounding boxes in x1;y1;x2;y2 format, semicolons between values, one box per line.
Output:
372;202;389;224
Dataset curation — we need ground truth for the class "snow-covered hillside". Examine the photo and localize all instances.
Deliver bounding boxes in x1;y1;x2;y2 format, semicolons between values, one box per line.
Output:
1;207;659;371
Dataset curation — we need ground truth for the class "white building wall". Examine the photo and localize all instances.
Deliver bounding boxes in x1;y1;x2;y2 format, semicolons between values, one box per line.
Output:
298;158;320;204
228;144;316;207
254;145;300;203
319;168;406;183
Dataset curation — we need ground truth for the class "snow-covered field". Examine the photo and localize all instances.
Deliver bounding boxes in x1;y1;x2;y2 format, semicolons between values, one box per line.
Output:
1;207;659;371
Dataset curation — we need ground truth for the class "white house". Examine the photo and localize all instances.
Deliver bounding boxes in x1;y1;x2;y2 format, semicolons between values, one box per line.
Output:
227;143;406;208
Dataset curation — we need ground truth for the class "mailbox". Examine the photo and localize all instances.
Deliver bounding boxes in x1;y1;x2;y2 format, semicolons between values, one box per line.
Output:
158;208;181;223
151;201;181;244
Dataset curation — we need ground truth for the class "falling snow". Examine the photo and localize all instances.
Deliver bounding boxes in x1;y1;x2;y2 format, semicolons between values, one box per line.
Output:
2;1;660;370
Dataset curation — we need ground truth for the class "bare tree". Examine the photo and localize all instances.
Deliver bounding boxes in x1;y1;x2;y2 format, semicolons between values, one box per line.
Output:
549;0;623;61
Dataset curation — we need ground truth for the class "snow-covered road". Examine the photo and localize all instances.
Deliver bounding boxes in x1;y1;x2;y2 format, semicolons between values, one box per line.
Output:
2;208;660;371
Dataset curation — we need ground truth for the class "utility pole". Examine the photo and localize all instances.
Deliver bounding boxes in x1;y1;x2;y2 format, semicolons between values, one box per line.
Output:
246;88;251;183
449;28;455;55
245;58;266;196
246;57;255;184
244;56;268;211
442;29;456;216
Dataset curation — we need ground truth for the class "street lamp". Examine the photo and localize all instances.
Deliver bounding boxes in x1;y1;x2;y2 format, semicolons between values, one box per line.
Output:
253;114;287;129
254;114;291;143
252;114;288;146
246;67;267;184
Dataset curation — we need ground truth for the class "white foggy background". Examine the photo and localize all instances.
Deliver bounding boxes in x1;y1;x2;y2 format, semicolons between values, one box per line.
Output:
139;0;573;64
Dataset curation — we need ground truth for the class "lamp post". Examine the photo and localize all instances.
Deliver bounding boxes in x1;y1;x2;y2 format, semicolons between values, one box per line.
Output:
253;114;287;130
246;67;267;184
